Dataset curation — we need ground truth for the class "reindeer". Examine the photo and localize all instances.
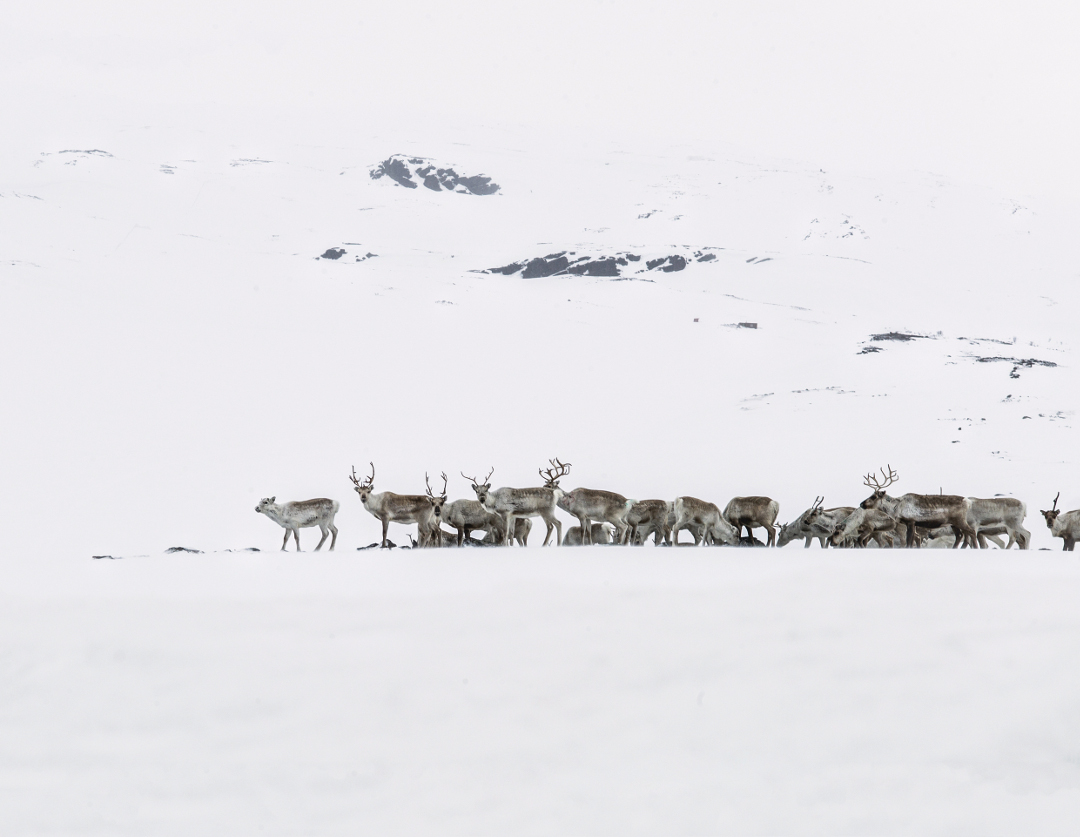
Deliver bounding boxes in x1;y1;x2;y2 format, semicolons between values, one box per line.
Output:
1041;493;1080;551
777;497;856;548
349;463;445;549
723;496;780;547
255;497;339;552
626;500;674;545
563;523;613;546
481;517;533;546
557;484;634;545
963;497;1030;549
462;459;569;546
671;497;740;546
415;472;450;548
859;466;977;548
830;507;898;548
443;497;505;546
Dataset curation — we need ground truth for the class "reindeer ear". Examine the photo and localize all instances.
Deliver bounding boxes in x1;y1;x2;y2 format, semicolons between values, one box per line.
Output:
485;483;490;489
270;496;275;502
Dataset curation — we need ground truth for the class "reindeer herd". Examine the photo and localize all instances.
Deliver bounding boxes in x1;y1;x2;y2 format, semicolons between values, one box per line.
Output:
254;461;1080;552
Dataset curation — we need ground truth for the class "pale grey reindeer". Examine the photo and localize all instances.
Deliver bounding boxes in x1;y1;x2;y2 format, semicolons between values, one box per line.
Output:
557;482;634;545
415;472;450;548
626;499;674;546
671;497;740;546
1041;492;1080;551
443;495;504;547
777;497;856;548
963;497;1030;549
480;517;533;546
255;497;339;552
830;507;898;548
463;460;569;546
349;463;446;549
563;523;613;546
723;496;780;547
859;465;977;548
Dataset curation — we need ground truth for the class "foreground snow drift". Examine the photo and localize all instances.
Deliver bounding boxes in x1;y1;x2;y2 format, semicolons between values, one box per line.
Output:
4;550;1080;835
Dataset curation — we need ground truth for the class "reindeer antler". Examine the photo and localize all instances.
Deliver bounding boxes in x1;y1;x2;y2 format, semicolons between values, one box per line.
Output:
439;471;448;498
812;496;824;511
863;464;898;491
461;467;494;486
350;462;375;490
540;457;572;486
1052;491;1060;512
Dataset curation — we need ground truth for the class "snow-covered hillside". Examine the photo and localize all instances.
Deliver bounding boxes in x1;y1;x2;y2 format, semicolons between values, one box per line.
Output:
2;127;1075;555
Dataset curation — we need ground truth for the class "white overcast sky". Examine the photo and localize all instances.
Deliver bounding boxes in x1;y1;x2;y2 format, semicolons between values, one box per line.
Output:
3;1;1079;198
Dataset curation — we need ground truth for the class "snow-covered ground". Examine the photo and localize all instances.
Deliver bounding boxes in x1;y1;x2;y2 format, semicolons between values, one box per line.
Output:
3;19;1080;826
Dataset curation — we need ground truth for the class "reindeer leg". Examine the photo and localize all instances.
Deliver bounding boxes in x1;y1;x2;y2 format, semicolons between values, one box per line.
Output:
314;525;329;551
766;524;776;547
281;529;290;551
329;523;338;551
906;522;917;548
293;528;301;552
381;518;390;548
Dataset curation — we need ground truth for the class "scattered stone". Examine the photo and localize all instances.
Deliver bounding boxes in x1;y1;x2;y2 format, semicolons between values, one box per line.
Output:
165;546;203;554
859;346;883;354
319;248;346;260
92;555;121;560
357;541;397;550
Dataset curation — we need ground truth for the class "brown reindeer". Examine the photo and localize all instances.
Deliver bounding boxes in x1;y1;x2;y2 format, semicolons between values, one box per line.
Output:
462;460;569;546
859;466;977;548
350;463;445;549
723;496;780;547
558;483;634;545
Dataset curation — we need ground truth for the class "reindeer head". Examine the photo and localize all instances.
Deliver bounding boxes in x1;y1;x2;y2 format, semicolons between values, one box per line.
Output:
860;466;897;509
255;497;277;514
462;467;494;505
540;457;571;489
425;472;448;518
1041;492;1062;528
803;496;826;525
350;463;376;503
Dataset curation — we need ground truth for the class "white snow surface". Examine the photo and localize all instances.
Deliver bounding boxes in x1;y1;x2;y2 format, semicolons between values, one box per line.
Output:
4;118;1080;832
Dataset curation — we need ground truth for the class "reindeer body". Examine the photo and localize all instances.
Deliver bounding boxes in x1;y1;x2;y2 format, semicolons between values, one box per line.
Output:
255;497;339;552
964;497;1029;549
563;523;613;546
1041;494;1080;551
859;466;975;548
831;508;897;548
443;499;503;546
723;496;779;547
558;488;633;544
672;497;739;546
626;500;674;545
778;501;855;548
464;461;569;546
350;465;447;549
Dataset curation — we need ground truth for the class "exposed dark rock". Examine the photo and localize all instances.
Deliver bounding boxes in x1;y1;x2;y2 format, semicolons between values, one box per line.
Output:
859;346;883;354
370;155;499;194
870;332;929;342
522;255;570;278
165;546;203;554
58;149;112;156
566;257;620;277
975;356;1057;368
92;555;121;560
357;540;397;550
646;255;686;272
488;263;524;275
320;248;346;260
696;253;716;262
370;157;417;188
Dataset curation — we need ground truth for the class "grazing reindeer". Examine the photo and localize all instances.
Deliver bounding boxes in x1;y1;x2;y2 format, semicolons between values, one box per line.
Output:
563;523;613;545
1041;493;1080;551
255;497;339;552
859;466;977;548
349;463;444;549
626;500;674;545
777;497;856;548
557;484;634;545
830;508;897;548
463;460;569;546
443;497;504;546
723;496;780;547
963;497;1030;550
671;497;740;546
